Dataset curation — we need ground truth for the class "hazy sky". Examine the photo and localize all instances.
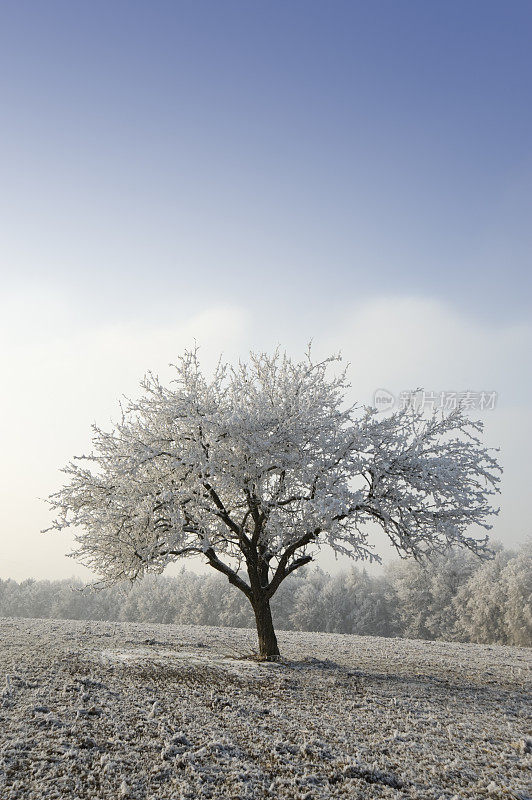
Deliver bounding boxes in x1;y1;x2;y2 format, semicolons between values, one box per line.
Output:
1;1;531;580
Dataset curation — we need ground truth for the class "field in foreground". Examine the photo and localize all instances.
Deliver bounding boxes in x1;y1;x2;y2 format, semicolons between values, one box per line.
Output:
0;618;530;800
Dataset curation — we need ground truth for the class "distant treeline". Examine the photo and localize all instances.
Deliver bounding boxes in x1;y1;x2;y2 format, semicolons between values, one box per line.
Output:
1;541;530;646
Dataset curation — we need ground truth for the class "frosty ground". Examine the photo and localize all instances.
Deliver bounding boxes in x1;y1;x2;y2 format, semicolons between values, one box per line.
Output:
0;618;530;800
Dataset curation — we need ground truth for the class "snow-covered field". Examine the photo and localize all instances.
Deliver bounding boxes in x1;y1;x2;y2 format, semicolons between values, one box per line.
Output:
0;618;530;799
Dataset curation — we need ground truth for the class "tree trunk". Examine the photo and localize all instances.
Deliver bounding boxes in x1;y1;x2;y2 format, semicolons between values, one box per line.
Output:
252;595;280;660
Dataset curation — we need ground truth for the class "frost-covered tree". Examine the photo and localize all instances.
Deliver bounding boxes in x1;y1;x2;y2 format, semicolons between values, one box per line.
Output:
502;540;532;646
118;574;181;624
342;568;400;637
453;545;513;644
289;567;330;632
45;348;501;659
387;548;480;640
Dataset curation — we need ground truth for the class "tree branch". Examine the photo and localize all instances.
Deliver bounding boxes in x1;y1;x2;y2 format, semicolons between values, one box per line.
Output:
203;481;248;540
266;528;320;598
204;547;252;599
283;554;313;578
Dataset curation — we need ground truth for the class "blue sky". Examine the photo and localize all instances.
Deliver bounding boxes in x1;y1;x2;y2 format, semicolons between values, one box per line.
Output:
2;0;531;323
1;1;531;578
